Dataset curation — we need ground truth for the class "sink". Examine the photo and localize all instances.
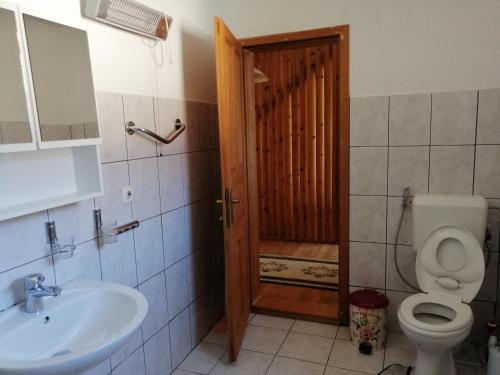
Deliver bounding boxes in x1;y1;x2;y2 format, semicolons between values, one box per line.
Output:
0;279;148;375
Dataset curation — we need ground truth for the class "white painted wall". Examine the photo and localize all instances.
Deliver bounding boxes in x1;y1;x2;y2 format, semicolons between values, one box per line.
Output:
215;0;500;97
13;0;217;102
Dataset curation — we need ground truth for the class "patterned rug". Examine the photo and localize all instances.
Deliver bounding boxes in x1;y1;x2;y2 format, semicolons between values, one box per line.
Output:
259;254;339;290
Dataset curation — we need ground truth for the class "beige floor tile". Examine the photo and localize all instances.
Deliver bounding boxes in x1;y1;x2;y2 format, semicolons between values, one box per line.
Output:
324;366;370;374
336;326;351;341
291;320;339;338
328;340;383;374
250;314;295;330
278;332;334;364
241;325;288;355
386;333;415;352
203;326;228;347
267;356;325;375
384;347;416;368
211;349;274;375
178;342;226;374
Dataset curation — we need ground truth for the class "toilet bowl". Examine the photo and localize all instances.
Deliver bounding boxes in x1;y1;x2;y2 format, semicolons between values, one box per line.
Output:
398;293;473;375
397;195;488;375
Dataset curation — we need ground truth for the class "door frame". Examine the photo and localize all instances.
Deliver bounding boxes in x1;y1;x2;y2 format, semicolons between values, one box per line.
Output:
240;25;350;324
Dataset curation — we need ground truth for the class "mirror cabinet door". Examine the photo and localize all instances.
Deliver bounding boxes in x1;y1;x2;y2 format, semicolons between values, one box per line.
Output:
0;7;33;146
23;15;99;142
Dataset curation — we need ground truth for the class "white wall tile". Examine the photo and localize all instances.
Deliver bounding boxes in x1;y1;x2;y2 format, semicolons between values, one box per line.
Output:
389;94;431;146
123;94;157;159
187;248;209;303
0;210;48;274
388;146;429;196
112;347;146;375
163;207;189;267
155;97;182;156
350;147;388;195
386;196;412;246
95;162;132;225
350;96;389;146
182;152;204;204
431;90;477;145
185;201;207;253
48;199;96;246
166;258;189;320
139;272;169;341
100;231;137;288
179;100;200;153
429;145;474;194
386;244;418;293
96;91;127;163
158;154;185;213
0;256;55;311
111;328;143;369
349;242;386;289
474;145;500;198
198;102;217;150
54;240;101;284
134;216;165;284
170;307;193;368
386;290;413;333
129;157;161;221
349;195;387;243
144;324;172;375
190;292;219;347
477;89;500;144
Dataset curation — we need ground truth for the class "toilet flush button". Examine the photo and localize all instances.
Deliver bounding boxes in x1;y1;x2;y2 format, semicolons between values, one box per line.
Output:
436;276;461;290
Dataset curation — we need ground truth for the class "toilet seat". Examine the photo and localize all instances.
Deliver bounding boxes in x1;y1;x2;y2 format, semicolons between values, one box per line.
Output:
416;226;484;303
399;292;472;333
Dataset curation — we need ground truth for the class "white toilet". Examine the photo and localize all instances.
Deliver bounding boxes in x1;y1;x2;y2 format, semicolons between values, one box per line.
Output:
397;194;488;375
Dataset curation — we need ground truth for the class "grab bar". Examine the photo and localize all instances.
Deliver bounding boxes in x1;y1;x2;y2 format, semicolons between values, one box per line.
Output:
126;118;185;144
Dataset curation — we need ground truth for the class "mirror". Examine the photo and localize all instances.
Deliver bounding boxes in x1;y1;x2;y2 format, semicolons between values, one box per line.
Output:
0;8;32;145
23;15;99;142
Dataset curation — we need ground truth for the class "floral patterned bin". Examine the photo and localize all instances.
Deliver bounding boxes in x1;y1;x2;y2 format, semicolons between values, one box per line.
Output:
349;289;389;352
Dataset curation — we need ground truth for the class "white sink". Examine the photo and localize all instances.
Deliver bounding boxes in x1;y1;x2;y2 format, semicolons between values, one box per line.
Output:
0;279;148;375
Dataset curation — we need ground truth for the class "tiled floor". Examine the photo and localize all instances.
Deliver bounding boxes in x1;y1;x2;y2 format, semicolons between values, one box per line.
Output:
174;313;487;375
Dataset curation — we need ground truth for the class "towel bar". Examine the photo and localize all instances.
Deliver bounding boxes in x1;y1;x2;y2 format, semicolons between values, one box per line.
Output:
126;118;185;144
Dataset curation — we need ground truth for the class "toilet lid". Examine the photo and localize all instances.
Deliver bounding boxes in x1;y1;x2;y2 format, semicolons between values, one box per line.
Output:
416;226;484;303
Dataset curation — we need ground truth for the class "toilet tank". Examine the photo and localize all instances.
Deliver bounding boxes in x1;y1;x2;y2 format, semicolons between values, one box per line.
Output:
412;194;488;252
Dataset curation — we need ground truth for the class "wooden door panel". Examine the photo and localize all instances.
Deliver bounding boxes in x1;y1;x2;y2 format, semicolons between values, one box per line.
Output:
214;17;251;362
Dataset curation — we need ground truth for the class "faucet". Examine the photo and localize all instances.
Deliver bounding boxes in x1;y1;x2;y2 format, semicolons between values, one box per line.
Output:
23;273;61;313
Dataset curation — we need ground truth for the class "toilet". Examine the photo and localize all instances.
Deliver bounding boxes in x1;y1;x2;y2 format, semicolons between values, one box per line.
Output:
397;194;488;375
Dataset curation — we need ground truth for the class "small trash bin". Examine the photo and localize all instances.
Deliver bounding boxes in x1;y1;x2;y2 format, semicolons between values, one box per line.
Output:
349;289;389;354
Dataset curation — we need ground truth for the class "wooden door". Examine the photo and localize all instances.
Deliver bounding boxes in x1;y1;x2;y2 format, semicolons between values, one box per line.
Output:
214;17;251;362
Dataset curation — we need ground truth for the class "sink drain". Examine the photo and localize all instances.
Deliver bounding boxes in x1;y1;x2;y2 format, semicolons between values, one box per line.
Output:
51;350;71;358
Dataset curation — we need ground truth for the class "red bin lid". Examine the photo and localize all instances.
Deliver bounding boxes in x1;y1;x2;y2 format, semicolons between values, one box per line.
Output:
349;289;389;309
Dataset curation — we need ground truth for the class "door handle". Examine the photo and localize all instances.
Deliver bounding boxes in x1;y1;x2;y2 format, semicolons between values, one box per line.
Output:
231;199;241;204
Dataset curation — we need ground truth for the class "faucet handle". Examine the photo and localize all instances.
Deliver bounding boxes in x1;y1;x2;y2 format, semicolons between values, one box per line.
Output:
24;273;45;289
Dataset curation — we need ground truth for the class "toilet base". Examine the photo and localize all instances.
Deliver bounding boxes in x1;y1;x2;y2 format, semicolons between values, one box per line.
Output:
413;346;455;375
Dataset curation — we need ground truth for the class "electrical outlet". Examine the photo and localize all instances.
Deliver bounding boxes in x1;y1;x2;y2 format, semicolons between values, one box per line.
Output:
122;186;133;203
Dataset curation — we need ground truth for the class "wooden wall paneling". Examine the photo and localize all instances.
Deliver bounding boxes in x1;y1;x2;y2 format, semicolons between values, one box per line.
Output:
291;47;301;240
324;44;334;242
316;46;326;241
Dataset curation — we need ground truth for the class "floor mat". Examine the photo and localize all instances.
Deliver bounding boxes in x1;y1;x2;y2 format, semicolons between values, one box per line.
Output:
259;254;339;289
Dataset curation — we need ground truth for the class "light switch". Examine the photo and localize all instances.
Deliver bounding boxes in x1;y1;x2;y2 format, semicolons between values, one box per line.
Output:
122;186;133;203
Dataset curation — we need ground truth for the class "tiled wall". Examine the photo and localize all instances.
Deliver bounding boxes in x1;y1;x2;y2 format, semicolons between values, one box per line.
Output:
0;91;224;374
349;89;500;344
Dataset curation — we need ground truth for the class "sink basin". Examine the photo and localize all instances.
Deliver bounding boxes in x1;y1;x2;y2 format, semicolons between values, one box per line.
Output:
0;279;148;375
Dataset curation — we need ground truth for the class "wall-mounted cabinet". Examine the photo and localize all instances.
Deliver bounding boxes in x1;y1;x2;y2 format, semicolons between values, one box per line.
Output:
0;1;103;221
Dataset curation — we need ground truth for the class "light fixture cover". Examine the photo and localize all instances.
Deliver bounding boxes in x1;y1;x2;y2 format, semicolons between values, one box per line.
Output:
84;0;172;40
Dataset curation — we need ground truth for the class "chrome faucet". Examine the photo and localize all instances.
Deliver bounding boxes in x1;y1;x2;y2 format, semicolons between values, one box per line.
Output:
23;273;61;313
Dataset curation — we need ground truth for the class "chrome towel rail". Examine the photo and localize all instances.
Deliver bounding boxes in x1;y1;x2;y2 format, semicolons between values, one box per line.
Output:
126;118;185;144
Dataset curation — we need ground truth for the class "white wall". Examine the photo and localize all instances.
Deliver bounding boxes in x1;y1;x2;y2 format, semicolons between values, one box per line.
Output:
15;0;217;102
215;0;500;97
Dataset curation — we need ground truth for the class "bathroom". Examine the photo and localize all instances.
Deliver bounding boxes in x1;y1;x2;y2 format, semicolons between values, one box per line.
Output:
0;0;499;374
